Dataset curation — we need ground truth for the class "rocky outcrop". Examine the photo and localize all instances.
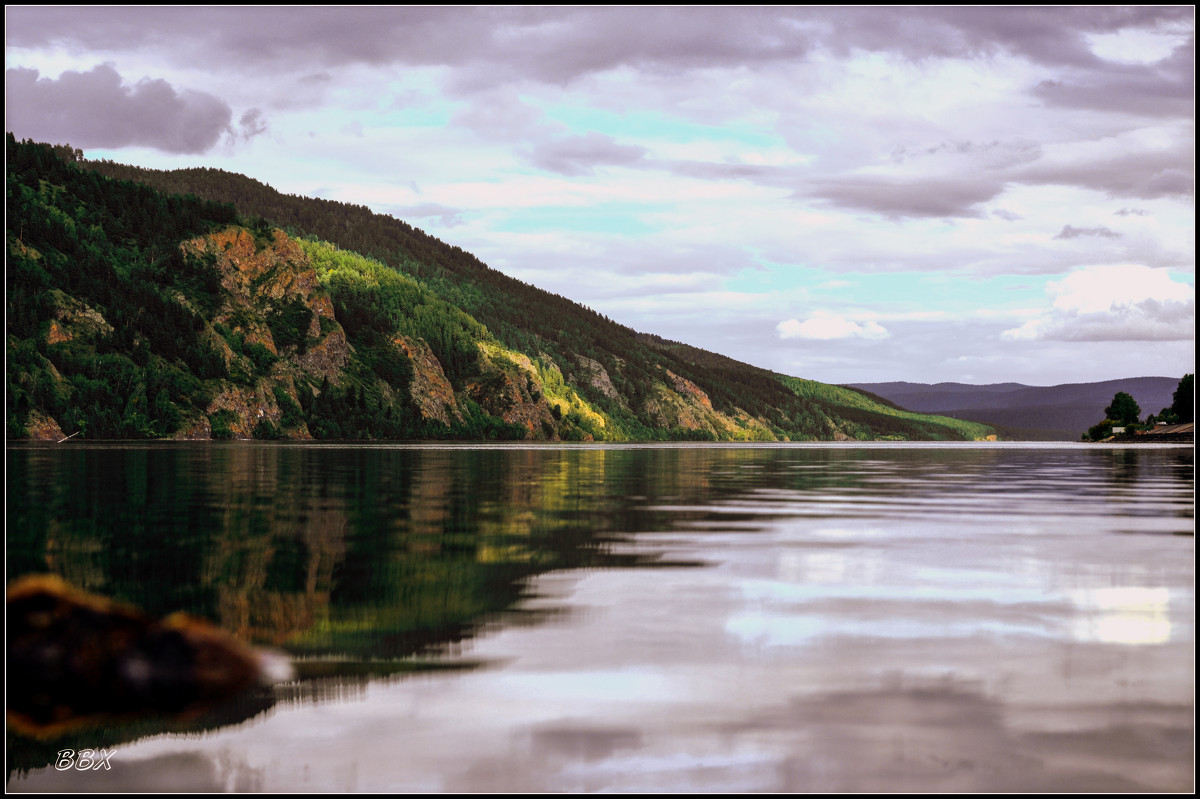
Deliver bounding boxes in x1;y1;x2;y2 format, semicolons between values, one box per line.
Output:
205;380;310;440
642;366;715;432
206;384;278;439
186;229;301;302
24;410;64;441
177;227;348;438
725;408;779;441
643;383;710;432
393;336;462;426
642;370;779;441
44;291;113;346
471;343;558;438
170;415;214;440
576;355;622;403
468;369;557;438
663;368;713;410
183;228;349;379
296;329;351;385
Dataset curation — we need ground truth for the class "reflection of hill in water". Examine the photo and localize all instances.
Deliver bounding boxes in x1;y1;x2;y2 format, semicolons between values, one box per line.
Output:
6;444;726;772
10;445;1189;650
8;446;705;659
10;443;1191;775
7;443;1194;783
6;687;278;781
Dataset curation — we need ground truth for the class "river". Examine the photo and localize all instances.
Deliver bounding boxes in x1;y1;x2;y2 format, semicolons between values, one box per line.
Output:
6;442;1194;791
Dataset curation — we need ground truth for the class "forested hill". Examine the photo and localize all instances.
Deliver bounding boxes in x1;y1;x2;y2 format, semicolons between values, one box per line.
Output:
7;136;994;442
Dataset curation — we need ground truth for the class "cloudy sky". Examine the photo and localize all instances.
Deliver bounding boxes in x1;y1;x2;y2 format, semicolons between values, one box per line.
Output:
6;7;1195;386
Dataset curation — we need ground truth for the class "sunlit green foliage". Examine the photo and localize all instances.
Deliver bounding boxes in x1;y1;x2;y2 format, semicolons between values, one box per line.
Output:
777;376;995;440
300;239;486;388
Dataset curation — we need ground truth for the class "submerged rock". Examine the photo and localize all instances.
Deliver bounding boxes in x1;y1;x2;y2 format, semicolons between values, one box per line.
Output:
7;575;290;738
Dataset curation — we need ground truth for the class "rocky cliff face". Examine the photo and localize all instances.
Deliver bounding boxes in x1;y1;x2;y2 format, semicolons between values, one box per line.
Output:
470;343;558;438
175;226;550;439
664;368;713;410
183;229;349;367
640;366;780;440
45;291;114;346
178;228;350;438
206;379;312;440
9;227;900;444
575;355;622;404
15;217;786;442
393;335;462;426
23;409;65;441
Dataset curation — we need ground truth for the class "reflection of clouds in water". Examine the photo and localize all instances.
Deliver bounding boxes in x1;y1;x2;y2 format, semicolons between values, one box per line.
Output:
11;445;1191;792
752;563;1048;605
776;539;886;587
547;748;779;794
724;611;1055;648
490;670;682;705
1017;560;1184;645
739;543;1186;649
11;750;256;793
725;613;826;647
729;539;1166;649
778;550;848;584
1068;587;1173;645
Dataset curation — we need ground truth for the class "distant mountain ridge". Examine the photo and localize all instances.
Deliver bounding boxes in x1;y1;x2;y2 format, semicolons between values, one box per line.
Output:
847;378;1180;440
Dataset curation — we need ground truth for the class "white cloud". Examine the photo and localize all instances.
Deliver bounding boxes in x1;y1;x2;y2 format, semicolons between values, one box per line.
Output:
777;312;890;341
1001;264;1195;342
5;7;1193;385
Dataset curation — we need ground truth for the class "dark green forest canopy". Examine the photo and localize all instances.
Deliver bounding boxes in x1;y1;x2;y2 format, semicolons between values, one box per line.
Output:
7;136;994;442
80;157;745;408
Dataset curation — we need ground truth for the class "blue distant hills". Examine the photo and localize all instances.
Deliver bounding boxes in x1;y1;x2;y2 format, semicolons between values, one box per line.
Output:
846;377;1180;441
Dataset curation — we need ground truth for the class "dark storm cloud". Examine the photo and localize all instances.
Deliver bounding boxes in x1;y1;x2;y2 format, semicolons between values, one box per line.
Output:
1015;146;1195;199
3;7;480;70
4;7;812;81
665;139;1040;218
5;65;233;154
1033;38;1194;118
6;7;1191;93
1131;169;1194;197
1053;225;1121;240
474;7;818;86
806;176;1006;219
525;133;647;176
896;6;1190;66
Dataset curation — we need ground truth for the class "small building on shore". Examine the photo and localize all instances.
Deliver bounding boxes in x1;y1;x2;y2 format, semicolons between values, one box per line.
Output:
1141;422;1194;442
1109;422;1195;443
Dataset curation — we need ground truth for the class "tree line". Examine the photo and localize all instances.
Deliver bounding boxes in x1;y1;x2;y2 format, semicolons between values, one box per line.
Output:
1084;374;1193;440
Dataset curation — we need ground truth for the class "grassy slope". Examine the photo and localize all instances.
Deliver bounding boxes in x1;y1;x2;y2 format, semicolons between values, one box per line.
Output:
778;377;994;440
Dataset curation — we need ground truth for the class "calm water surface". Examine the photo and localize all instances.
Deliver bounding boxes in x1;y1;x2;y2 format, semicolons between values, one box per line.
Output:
6;442;1194;792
